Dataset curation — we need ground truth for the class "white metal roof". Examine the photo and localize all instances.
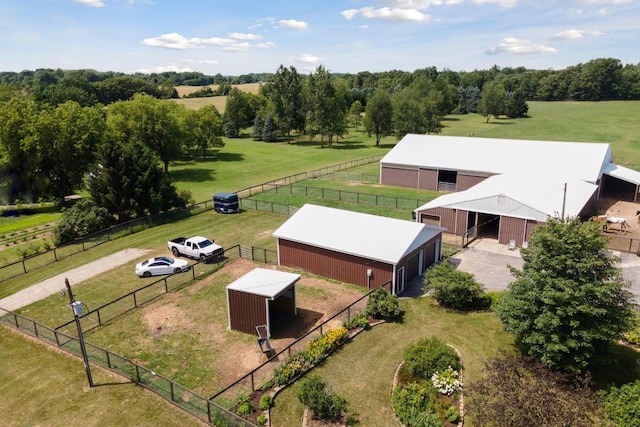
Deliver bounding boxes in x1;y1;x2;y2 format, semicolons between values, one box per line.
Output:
415;172;598;222
381;134;612;184
273;204;443;264
226;268;300;299
603;163;640;186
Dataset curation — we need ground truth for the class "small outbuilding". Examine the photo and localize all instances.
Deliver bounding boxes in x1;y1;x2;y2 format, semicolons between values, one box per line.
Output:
226;268;300;337
273;204;443;295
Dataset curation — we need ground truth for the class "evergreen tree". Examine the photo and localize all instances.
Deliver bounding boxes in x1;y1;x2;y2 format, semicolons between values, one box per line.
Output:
262;113;276;142
251;115;263;140
505;89;529;118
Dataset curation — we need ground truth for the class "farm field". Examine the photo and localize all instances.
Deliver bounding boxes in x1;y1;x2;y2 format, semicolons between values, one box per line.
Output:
173;82;262;111
2;100;640;426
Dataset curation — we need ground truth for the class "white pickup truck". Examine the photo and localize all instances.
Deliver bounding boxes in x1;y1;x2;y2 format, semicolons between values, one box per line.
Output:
167;236;224;261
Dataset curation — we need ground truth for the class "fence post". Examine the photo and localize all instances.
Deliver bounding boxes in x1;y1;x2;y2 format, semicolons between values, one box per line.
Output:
22;259;26;274
54;248;58;261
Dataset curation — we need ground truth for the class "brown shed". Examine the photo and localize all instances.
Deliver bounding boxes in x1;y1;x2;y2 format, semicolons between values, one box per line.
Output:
273;204;443;295
226;268;300;337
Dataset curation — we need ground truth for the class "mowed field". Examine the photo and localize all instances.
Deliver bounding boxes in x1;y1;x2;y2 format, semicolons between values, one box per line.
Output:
172;82;263;111
2;100;640;426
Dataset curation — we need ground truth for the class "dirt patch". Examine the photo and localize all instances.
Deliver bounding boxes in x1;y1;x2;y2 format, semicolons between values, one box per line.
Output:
140;258;368;390
592;197;640;238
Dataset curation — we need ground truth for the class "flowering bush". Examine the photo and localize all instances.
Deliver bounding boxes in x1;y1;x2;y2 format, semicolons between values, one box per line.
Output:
431;366;463;396
307;327;349;363
272;352;312;386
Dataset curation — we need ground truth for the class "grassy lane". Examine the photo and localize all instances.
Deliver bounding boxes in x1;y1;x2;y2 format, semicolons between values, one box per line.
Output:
0;327;206;427
271;297;515;427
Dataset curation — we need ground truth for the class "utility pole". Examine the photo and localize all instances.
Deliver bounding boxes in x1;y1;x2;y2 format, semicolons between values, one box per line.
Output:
65;278;94;388
561;182;567;220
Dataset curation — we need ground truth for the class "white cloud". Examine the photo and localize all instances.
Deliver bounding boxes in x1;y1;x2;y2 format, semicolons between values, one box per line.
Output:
486;37;558;55
471;0;518;7
182;59;219;65
142;33;234;50
133;65;193;73
228;32;261;41
256;42;276;49
71;0;104;7
223;42;251;52
580;0;630;4
300;53;321;63
552;29;605;40
344;7;431;22
385;0;463;7
278;19;309;30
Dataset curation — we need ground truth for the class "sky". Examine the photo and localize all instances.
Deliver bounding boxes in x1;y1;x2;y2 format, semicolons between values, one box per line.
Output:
1;0;638;76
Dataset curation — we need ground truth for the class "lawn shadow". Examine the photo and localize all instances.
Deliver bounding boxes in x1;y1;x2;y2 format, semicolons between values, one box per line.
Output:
169;168;215;182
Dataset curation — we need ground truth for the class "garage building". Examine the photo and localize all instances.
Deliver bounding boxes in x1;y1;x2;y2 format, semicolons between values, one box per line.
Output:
273;204;443;295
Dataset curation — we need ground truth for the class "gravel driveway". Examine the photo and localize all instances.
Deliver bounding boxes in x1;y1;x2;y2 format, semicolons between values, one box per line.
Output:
0;248;150;313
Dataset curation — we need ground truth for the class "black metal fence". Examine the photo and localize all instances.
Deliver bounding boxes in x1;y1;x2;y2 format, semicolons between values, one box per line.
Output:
0;200;215;283
0;308;254;427
208;281;392;405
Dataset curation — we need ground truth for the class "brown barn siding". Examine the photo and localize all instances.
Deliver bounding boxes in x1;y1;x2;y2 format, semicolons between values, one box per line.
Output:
228;290;267;335
457;174;488;191
578;191;598;218
381;165;419;188
278;239;393;289
418;168;438;191
418;208;457;233
498;216;527;245
525;220;541;243
455;209;468;234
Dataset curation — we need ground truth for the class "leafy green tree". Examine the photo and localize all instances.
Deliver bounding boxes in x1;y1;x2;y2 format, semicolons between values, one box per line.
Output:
364;90;393;145
423;93;444;135
86;140;186;221
466;354;611;427
181;105;224;158
477;81;505;123
54;199;113;244
93;76;160;105
424;262;485;310
224;87;254;134
106;94;183;173
348;100;363;131
269;65;304;143
393;96;424;139
505;89;529;118
304;66;347;147
496;217;635;373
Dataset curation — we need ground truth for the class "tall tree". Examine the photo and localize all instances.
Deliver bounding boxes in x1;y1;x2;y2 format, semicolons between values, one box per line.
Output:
181;105;224;158
423;92;444;135
496;216;635;373
477;81;506;123
106;94;183;173
305;66;347;147
505;89;529;118
269;65;304;143
348;100;364;131
364;90;393;145
86;140;186;221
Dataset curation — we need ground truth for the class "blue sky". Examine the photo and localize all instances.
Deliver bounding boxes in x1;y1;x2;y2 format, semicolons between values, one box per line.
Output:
1;0;638;75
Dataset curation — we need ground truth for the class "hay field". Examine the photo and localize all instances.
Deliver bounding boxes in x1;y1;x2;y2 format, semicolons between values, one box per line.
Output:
173;82;264;111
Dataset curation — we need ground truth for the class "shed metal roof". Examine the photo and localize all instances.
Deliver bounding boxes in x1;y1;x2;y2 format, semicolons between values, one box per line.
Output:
381;134;612;184
603;163;640;185
273;204;443;264
415;173;598;222
226;268;300;299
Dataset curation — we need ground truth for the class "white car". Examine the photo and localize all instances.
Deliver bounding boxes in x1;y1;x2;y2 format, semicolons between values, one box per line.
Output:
135;257;189;277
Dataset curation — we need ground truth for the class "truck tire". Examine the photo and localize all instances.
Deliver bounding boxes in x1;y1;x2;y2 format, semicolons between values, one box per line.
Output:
172;247;180;257
199;253;207;261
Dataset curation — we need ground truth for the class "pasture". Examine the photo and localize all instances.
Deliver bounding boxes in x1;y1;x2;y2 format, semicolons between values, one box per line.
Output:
2;100;640;425
173;82;263;111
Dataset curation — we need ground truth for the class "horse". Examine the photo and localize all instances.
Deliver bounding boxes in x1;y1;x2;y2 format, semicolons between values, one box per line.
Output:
605;216;629;232
592;215;629;232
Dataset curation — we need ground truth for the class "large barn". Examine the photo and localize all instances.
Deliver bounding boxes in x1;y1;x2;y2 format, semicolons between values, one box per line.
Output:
380;135;640;246
272;204;443;295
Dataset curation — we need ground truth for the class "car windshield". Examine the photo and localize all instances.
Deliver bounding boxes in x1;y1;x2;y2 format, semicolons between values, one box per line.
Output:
156;257;174;264
198;239;213;248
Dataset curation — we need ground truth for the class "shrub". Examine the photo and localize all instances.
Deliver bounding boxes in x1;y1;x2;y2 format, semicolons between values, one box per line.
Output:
445;406;461;423
423;261;485;310
431;366;463;396
403;337;461;381
256;414;267;426
298;375;347;421
366;288;402;320
259;394;273;410
604;380;640;425
306;327;348;362
342;312;369;330
53;199;113;245
235;396;253;417
391;382;439;426
272;352;311;386
623;310;640;346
